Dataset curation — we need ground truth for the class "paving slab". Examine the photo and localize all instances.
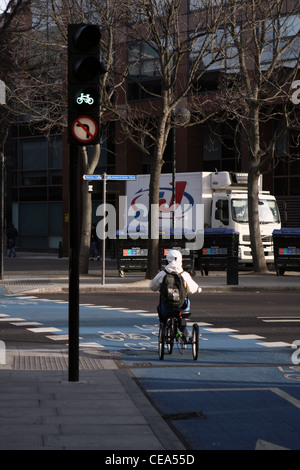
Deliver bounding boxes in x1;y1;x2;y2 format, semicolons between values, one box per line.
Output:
0;347;185;450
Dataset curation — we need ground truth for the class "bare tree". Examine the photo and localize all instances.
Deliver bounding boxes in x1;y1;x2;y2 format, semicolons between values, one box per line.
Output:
0;0;32;128
0;0;30;32
4;0;118;272
5;0;232;277
10;0;296;277
105;0;227;278
213;0;300;271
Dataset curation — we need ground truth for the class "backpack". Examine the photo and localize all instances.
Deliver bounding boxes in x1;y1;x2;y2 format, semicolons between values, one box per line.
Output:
160;270;187;311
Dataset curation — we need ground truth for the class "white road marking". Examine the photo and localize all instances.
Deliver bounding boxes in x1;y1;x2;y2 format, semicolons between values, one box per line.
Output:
138;313;157;317
148;387;271;393
204;327;239;333
46;334;70;341
258;341;292;348
27;327;62;333
262;319;300;323
230;334;265;340
271;388;300;410
0;317;25;321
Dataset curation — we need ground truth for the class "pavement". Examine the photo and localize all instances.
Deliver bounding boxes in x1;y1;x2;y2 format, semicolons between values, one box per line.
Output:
1;251;300;295
0;252;299;450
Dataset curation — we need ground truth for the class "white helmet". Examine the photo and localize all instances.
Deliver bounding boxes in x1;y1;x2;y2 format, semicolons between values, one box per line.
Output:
166;249;183;273
166;249;182;264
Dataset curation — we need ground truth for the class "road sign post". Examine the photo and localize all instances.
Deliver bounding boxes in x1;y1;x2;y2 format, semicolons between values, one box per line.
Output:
67;24;106;381
68;145;80;382
102;173;107;285
0;81;5;280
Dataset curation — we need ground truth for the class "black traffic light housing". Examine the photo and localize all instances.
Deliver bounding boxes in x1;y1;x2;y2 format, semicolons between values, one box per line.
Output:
68;24;106;146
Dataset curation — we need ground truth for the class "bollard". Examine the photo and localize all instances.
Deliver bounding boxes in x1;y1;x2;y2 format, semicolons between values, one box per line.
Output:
227;256;239;285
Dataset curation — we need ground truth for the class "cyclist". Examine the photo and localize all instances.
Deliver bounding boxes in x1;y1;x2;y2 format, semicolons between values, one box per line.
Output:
149;249;202;342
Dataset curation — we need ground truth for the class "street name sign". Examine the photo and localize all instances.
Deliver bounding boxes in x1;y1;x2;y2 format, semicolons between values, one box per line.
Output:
83;175;137;181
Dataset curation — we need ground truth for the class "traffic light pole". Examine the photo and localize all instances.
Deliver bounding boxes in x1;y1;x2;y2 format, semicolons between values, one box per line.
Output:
68;144;80;382
67;23;106;381
102;172;106;285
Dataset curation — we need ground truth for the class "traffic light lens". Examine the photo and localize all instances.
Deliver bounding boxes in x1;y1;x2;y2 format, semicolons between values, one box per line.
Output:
74;56;103;81
73;25;101;51
74;86;100;111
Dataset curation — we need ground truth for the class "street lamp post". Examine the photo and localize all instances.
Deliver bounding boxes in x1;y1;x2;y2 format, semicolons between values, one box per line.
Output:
171;105;191;230
172;126;176;230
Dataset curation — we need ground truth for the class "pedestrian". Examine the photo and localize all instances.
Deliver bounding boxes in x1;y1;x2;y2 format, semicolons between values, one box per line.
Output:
7;223;18;258
90;223;100;261
149;249;202;342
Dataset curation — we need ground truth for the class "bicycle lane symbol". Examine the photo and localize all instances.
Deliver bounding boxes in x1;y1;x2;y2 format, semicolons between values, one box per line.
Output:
97;324;158;351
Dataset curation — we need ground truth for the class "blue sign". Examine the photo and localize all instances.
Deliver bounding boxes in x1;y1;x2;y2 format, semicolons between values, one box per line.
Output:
83;175;136;181
83;175;102;180
107;175;136;180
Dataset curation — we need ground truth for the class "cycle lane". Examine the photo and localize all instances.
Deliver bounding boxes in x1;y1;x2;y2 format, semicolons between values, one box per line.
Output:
74;302;300;450
134;365;300;450
101;315;300;450
1;294;300;449
0;295;292;364
128;336;300;450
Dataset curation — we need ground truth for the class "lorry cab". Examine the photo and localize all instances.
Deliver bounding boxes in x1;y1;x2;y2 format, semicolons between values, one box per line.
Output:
212;191;281;263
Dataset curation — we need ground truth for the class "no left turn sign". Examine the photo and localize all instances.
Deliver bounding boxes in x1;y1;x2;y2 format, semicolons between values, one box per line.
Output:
71;116;98;144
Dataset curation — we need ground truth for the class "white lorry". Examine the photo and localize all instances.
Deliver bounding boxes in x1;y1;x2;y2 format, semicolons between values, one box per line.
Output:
125;171;281;264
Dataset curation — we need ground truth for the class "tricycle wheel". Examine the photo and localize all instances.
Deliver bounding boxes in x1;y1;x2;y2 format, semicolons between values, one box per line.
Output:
158;323;165;360
192;323;199;360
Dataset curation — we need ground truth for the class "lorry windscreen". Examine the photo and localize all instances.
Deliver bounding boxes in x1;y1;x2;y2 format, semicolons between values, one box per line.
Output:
231;199;280;224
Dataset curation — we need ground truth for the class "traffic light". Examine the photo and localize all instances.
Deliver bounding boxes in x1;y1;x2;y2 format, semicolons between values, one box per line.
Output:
68;24;106;146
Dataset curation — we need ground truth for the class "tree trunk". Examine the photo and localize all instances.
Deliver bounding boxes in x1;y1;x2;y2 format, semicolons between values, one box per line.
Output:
145;152;163;279
248;163;268;272
145;122;166;279
247;99;268;273
79;144;101;274
79;180;92;274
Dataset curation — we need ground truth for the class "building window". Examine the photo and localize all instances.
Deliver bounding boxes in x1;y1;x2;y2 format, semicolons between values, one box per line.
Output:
189;0;222;11
189;26;240;92
261;14;300;69
202;123;240;172
127;42;161;101
20;139;48;170
10;132;63;250
274;131;300;196
13;135;62;191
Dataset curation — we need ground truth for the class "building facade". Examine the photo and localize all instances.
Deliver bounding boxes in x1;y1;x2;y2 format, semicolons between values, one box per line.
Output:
5;1;300;251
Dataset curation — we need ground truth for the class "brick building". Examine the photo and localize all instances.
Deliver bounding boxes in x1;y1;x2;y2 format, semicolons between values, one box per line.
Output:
4;1;300;251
